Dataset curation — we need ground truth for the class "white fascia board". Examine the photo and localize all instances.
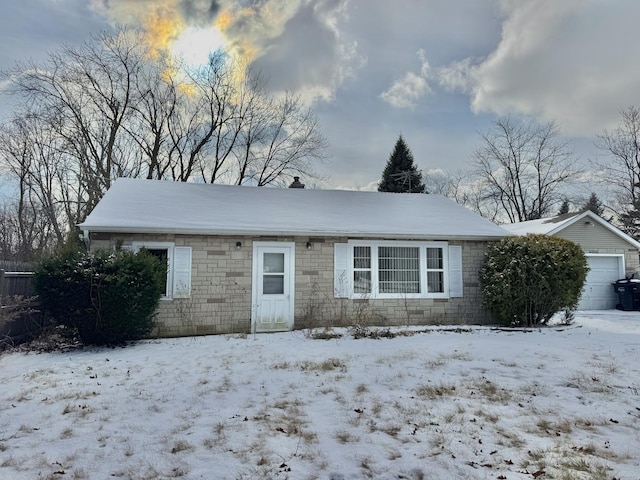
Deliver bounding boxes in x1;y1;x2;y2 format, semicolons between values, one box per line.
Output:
80;225;508;242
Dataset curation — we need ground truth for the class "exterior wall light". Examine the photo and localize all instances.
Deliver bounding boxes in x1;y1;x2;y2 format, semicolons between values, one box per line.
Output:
235;241;242;250
306;241;312;250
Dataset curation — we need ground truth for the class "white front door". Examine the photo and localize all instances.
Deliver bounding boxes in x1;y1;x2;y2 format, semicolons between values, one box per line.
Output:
252;242;295;332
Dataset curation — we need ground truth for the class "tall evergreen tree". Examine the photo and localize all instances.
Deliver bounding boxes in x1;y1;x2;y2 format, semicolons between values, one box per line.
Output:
378;135;425;193
558;199;570;215
582;192;604;216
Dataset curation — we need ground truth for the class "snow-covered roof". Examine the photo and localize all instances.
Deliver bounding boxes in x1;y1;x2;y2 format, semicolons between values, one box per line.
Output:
502;210;640;249
79;178;510;240
501;213;581;235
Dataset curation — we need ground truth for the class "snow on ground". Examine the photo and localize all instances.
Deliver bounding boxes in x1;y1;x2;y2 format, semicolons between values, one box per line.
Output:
1;311;639;480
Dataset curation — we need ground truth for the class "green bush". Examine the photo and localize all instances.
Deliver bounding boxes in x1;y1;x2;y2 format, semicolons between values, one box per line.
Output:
34;249;166;345
480;234;588;326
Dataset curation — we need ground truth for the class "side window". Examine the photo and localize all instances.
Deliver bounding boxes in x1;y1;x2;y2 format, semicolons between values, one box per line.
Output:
132;242;175;299
426;247;444;293
146;248;170;297
353;246;372;294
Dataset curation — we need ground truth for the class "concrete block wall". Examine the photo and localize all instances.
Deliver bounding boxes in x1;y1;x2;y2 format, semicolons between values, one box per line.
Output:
90;232;493;336
294;238;492;329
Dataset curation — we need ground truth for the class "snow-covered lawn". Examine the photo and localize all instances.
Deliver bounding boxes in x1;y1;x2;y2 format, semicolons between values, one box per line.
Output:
1;312;639;480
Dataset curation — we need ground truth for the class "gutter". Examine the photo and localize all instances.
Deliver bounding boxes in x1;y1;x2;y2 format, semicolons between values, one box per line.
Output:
79;225;509;242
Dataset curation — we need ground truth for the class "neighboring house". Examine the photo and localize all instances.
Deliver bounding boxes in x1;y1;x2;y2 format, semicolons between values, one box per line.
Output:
78;178;510;336
503;211;640;310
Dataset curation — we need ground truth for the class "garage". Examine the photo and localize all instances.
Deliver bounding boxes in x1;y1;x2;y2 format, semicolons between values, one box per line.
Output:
577;255;624;310
503;210;640;311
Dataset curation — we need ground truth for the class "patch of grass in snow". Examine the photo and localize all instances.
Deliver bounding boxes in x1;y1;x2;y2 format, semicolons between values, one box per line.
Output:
18;424;34;433
422;355;448;369
201;422;227;450
368;420;403;438
272;360;291;369
298;357;347;372
519;381;551;397
309;328;343;340
53;389;99;402
494;426;525;448
566;371;614;394
387;448;402;460
415;382;457;399
588;359;619;375
11;389;32;402
71;468;88;479
0;454;19;467
449;350;472;361
170;439;193;454
472;408;498;423
492;357;518;368
467;377;513;403
355;383;368;395
215;374;233;392
123;442;134;457
335;430;358;443
59;427;74;439
359;455;373;475
536;418;572;435
428;432;448;454
520;447;547;469
62;403;93;417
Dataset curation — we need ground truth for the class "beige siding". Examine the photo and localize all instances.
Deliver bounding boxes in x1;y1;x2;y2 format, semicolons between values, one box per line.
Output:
90;232;493;337
554;222;639;275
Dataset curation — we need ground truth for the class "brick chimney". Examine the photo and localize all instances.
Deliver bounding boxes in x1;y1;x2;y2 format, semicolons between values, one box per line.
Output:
289;176;305;189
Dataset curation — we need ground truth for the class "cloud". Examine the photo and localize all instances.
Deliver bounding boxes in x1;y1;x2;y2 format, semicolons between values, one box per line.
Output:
89;0;361;104
436;0;640;135
380;49;431;109
247;0;362;103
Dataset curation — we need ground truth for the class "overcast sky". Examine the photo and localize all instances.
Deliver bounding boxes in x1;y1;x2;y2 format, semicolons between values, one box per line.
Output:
1;0;639;190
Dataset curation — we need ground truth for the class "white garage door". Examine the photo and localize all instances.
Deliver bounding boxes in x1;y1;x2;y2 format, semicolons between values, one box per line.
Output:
578;255;623;310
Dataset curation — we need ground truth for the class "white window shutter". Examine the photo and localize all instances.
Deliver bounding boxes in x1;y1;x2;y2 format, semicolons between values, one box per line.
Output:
173;247;192;298
334;243;349;298
448;245;463;297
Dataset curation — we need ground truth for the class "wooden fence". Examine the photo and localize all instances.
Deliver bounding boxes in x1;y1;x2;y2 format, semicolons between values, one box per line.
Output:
0;268;43;349
0;270;35;302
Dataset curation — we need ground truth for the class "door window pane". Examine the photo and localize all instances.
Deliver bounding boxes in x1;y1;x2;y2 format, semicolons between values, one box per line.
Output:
263;275;284;294
264;253;284;273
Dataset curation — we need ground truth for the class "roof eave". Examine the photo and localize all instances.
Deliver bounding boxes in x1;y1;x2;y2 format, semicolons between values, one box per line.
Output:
80;225;508;242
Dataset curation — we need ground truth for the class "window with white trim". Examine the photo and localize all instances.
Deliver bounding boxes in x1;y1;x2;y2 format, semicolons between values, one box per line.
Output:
353;246;372;294
335;241;460;299
131;242;192;300
426;247;444;293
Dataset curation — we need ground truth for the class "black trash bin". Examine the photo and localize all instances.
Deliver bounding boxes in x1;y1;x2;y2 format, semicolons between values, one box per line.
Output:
613;279;640;310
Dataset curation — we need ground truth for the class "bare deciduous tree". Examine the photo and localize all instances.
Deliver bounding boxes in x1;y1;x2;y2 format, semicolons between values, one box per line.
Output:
594;106;640;235
0;29;328;259
472;117;578;223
